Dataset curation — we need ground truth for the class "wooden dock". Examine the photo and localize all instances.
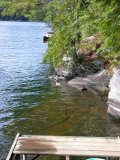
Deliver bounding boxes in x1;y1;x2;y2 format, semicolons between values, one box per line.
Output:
6;133;120;160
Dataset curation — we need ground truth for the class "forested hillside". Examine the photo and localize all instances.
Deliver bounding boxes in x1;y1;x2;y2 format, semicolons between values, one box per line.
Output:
44;0;120;69
0;0;50;21
0;0;120;68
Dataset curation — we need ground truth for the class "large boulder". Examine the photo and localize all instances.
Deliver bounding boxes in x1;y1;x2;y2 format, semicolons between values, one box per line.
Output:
107;69;120;119
68;70;111;93
55;68;71;78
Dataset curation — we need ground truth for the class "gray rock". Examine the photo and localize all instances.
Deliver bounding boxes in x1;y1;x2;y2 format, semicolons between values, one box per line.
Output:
108;69;120;119
76;49;85;60
68;70;111;93
55;68;71;78
92;60;104;67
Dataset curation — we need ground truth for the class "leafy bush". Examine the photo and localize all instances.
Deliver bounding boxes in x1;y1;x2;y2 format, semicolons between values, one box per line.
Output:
44;0;120;68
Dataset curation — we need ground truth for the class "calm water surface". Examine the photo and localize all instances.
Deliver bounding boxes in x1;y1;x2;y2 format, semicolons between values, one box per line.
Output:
0;21;120;160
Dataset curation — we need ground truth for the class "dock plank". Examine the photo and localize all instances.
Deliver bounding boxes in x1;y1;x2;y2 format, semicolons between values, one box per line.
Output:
13;149;120;157
6;133;20;160
15;139;120;148
13;135;120;157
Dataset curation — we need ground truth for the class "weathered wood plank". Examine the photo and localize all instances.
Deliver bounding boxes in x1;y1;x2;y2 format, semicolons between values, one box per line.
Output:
16;139;120;147
13;135;120;157
19;135;118;143
14;139;120;148
14;144;120;152
13;149;120;157
15;137;120;150
6;133;20;160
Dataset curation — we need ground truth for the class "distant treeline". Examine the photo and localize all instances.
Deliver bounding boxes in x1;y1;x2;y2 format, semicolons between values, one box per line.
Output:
0;15;28;21
0;0;52;21
0;0;120;68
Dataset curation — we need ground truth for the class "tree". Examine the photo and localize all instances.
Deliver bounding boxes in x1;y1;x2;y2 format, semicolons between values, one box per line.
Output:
0;0;49;21
80;0;120;67
44;0;83;67
44;0;120;68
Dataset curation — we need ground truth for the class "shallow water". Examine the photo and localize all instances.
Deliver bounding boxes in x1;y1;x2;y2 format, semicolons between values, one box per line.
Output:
0;21;120;160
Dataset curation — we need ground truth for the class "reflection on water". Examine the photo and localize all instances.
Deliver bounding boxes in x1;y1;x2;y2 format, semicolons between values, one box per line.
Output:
3;85;107;136
0;21;120;160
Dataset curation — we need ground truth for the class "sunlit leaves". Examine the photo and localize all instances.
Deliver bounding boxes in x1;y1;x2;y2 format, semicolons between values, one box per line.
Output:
44;0;82;67
0;0;119;67
0;0;48;21
44;0;120;67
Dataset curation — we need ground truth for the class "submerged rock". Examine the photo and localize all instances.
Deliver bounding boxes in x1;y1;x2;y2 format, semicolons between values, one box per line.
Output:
68;70;111;93
55;68;71;79
108;69;120;119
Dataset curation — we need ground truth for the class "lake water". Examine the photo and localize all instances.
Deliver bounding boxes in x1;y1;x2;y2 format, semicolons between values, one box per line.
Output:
0;21;120;160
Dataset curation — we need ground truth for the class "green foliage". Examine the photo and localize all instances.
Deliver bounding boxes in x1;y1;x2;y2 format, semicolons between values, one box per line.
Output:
44;0;82;67
44;0;120;68
0;0;12;20
0;0;119;68
0;0;48;21
80;0;120;67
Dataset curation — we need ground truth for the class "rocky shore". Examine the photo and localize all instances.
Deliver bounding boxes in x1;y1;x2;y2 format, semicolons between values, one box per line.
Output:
68;70;111;93
49;34;120;119
54;68;120;120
